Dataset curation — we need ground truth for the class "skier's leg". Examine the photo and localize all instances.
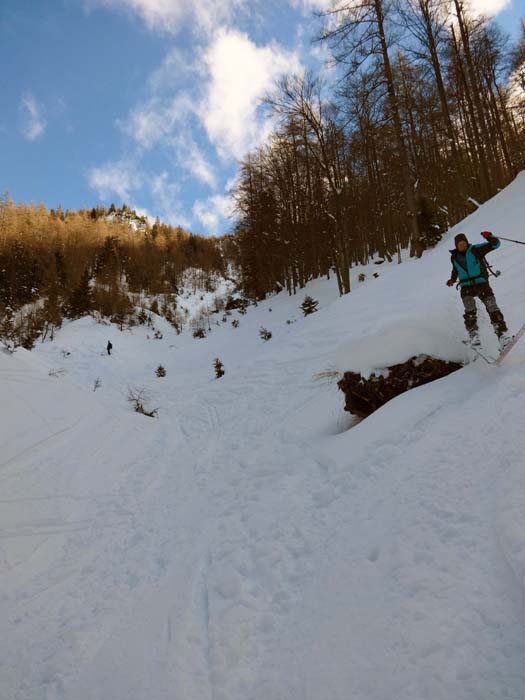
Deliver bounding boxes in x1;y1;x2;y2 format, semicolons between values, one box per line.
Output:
479;284;508;337
461;288;478;339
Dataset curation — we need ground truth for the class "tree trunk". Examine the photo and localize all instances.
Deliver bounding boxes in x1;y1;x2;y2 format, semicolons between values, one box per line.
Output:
374;0;422;257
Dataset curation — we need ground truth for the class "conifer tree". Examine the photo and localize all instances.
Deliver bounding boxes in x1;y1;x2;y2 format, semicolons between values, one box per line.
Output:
0;304;15;349
301;296;319;316
67;268;93;318
111;292;134;331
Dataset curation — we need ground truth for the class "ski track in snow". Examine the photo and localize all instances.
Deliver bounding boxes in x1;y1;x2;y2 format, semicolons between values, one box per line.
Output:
2;173;525;699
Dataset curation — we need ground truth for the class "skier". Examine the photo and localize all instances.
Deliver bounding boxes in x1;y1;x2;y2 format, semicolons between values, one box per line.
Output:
107;340;113;355
446;231;510;350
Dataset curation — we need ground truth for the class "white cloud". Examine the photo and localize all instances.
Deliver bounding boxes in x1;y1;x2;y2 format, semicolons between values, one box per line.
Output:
86;2;305;228
169;135;217;188
193;200;220;231
88;159;142;201
289;0;333;12
86;0;245;36
19;92;46;141
121;94;193;150
198;28;303;160
309;40;332;67
88;163;191;226
193;193;235;232
122;96;217;187
147;47;194;93
225;173;240;193
469;0;512;15
120;27;301;186
294;0;513;20
151;171;191;227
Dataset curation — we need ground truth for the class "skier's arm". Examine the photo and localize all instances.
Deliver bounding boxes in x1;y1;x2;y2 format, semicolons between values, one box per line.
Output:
472;232;501;258
447;261;458;285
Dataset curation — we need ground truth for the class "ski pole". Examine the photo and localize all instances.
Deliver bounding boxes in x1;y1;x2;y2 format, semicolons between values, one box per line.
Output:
496;235;525;245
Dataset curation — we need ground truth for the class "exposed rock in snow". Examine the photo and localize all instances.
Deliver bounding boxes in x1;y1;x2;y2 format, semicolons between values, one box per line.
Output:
338;355;463;417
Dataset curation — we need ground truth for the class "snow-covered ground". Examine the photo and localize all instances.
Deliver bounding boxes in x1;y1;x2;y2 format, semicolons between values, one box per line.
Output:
2;173;525;700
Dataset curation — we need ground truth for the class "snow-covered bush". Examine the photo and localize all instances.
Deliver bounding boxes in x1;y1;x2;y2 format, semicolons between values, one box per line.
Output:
127;388;158;418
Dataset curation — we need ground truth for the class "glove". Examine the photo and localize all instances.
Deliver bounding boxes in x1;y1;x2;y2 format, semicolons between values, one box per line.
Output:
446;279;454;287
481;231;493;240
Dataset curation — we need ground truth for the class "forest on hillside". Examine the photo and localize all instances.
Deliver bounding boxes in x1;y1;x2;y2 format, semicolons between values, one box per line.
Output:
0;199;227;349
232;4;525;298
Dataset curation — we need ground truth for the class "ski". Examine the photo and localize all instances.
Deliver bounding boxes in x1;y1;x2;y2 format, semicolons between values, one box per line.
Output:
462;340;497;364
495;323;525;366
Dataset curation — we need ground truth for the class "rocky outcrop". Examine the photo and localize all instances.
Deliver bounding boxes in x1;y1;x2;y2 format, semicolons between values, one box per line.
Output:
338;355;463;418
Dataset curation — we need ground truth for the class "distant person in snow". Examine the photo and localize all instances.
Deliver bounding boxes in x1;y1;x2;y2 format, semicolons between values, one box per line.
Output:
446;231;510;350
107;340;113;355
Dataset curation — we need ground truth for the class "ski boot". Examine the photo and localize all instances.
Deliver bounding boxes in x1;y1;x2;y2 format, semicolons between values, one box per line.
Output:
498;334;512;353
468;332;481;349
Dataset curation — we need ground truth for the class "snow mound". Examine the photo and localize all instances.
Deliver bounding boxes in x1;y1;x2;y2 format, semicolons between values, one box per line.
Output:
336;317;468;377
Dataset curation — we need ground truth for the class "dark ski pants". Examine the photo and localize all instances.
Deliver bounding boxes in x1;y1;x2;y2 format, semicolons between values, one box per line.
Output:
460;282;507;338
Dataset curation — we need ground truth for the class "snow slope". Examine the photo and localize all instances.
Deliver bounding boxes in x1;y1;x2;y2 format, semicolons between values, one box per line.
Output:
2;173;525;700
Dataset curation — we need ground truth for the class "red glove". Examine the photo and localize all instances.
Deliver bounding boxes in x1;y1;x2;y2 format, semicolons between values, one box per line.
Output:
481;231;493;240
446;279;454;287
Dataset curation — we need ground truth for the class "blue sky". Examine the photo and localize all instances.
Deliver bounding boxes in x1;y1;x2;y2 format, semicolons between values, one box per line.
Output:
1;0;523;235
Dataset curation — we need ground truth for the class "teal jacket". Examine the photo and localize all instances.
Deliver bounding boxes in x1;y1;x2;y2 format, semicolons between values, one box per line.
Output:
450;237;500;288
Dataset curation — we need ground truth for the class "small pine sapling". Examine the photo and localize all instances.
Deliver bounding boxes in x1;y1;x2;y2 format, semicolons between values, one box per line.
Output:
214;358;225;378
137;308;149;325
156;365;166;378
300;296;319;317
